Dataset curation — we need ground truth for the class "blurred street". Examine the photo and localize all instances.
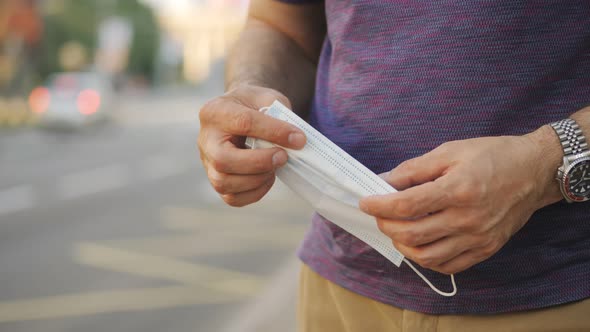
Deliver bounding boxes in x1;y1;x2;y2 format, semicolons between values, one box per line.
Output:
0;81;311;332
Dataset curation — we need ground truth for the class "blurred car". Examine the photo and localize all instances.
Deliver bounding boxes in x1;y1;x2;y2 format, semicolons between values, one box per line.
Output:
28;72;116;128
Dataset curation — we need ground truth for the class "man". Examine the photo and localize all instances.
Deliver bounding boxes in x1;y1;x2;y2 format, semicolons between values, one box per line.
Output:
198;1;590;331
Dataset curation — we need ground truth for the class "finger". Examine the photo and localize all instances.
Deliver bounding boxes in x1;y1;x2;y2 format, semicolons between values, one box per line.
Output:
200;101;305;149
360;177;454;219
208;168;274;195
220;177;276;207
377;172;389;181
207;140;288;174
383;146;451;190
375;211;454;247
432;236;502;274
430;249;487;275
395;235;475;271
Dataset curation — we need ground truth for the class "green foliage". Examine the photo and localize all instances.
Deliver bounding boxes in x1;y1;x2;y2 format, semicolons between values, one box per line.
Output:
114;0;160;81
38;0;98;78
39;0;159;82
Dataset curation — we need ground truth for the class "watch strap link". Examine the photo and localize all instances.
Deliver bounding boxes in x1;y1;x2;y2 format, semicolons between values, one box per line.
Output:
550;118;589;160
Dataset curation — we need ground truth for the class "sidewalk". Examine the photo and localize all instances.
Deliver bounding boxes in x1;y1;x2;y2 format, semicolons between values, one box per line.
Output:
221;258;299;332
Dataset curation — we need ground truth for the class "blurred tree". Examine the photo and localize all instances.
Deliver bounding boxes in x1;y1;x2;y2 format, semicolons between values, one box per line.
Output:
114;0;159;82
39;0;97;78
39;0;159;83
0;0;43;95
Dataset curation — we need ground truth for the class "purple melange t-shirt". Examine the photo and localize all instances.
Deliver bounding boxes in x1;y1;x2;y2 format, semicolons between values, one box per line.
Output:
278;0;590;314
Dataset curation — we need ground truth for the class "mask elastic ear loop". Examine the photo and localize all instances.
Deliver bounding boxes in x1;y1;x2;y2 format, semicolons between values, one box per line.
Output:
259;106;271;114
403;258;457;297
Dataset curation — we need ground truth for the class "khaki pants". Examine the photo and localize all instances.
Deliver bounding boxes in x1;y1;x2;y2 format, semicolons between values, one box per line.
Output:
297;264;590;332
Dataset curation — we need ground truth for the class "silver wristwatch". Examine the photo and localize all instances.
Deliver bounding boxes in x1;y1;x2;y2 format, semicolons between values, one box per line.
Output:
550;118;590;203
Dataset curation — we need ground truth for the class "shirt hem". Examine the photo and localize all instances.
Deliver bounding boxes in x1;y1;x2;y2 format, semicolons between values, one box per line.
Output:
298;252;590;315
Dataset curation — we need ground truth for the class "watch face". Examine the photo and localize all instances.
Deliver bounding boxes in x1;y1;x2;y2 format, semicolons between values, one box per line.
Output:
564;158;590;202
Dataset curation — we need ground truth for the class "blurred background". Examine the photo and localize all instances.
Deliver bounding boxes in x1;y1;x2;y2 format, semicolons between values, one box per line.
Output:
0;1;311;331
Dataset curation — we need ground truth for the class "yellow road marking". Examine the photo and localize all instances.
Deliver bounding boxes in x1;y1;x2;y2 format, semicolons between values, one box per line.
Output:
160;205;312;232
0;202;310;323
102;224;306;257
0;286;243;323
75;243;264;295
160;206;270;230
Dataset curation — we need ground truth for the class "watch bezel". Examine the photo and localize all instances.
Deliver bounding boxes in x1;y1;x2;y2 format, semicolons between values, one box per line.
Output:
561;155;590;202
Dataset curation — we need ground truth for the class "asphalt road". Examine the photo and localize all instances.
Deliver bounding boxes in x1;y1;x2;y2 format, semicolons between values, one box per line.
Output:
0;85;312;332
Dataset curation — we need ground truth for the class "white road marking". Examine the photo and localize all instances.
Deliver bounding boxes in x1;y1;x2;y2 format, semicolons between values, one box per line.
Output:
114;97;200;127
196;178;312;213
142;154;191;181
57;164;129;200
0;185;35;216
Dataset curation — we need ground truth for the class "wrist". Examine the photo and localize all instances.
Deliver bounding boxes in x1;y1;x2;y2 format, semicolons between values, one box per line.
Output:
523;125;564;207
226;80;263;93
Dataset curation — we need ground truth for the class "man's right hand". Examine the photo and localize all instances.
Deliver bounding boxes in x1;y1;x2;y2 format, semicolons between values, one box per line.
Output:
198;84;307;207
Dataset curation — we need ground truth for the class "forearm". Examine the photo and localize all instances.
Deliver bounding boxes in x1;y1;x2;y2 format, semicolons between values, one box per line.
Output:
226;18;319;115
526;106;590;206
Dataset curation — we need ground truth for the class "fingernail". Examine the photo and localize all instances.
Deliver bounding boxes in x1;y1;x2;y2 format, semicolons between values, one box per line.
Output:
288;132;306;148
272;151;288;167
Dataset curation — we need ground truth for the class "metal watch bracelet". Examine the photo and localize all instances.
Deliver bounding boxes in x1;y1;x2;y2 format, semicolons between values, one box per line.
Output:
550;118;589;162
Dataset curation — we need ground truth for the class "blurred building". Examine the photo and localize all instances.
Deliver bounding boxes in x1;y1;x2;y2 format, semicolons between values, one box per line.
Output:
148;0;247;83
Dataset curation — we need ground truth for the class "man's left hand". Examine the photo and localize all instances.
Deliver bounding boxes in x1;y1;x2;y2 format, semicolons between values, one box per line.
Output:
359;130;562;275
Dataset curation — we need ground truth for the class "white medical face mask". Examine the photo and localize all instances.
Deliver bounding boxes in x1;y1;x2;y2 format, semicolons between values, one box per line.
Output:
246;101;456;297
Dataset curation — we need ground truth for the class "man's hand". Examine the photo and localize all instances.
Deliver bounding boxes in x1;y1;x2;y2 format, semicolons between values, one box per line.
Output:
198;85;306;207
359;129;563;275
202;0;323;207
